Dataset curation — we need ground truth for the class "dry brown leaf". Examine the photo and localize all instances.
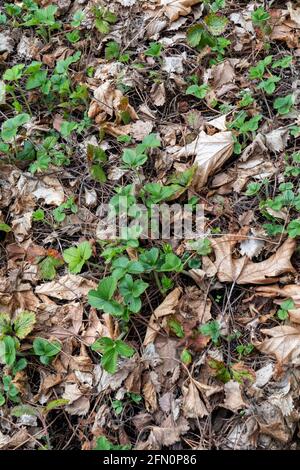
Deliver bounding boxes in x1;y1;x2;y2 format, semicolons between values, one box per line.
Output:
182;381;208;418
35;275;96;300
168;130;233;190
222;380;246;412
211;236;295;285
143;287;182;345
31;176;64;206
159;0;200;22
256;325;300;365
136;415;189;449
142;371;159;413
210;60;236;97
256;284;300;306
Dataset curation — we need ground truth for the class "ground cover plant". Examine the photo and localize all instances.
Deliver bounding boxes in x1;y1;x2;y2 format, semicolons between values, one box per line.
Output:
0;0;300;451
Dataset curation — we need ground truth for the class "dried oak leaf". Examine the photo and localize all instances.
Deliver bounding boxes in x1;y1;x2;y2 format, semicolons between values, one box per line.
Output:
211;236;295;285
256;284;300;306
143;287;182;345
159;0;200;22
256;325;300;366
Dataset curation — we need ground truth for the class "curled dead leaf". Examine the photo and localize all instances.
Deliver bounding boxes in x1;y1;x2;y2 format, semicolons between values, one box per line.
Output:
211;236;295;285
168;130;233;190
159;0;200;22
222;380;247;412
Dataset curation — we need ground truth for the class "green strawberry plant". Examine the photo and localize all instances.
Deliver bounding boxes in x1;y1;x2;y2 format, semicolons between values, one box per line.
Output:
63;241;92;274
94;436;131;451
277;298;295;321
91;337;134;374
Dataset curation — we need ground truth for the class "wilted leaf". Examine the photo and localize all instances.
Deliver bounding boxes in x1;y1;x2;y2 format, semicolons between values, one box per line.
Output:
182;381;208;418
35;275;96;300
168;130;233;190
13;310;36;339
222;380;247;412
143;288;182;345
211;236;295;284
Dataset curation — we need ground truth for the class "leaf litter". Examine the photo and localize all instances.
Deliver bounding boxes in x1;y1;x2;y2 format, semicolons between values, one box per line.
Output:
0;0;300;452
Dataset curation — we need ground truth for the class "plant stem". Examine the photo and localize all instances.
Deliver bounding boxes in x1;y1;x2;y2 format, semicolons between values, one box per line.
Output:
153;271;164;296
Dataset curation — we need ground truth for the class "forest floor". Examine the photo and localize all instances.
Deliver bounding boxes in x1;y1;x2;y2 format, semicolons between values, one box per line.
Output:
0;0;300;451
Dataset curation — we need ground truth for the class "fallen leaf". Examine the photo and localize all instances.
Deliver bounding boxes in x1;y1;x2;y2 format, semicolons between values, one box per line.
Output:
143;287;182;345
151;83;166;107
35;275;96;300
162;56;184;73
168;130;233;190
136;415;189;449
222;380;246;412
89;80;138;124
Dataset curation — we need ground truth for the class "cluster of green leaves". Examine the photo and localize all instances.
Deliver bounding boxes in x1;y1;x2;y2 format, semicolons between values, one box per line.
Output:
200;320;221;345
249;54;294;114
0;47;89;173
121;133;160;170
251;6;270;34
87;144;108;183
0;311;61;371
0;311;36;368
246;166;300;238
63;241;92;274
277;298;295;321
208;358;255;385
112;392;142;416
0;310;61;405
0;375;20;406
53;197;78;223
29;134;70;173
88;240;184;318
186;76;209;100
32;337;61;365
38;253;64;281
